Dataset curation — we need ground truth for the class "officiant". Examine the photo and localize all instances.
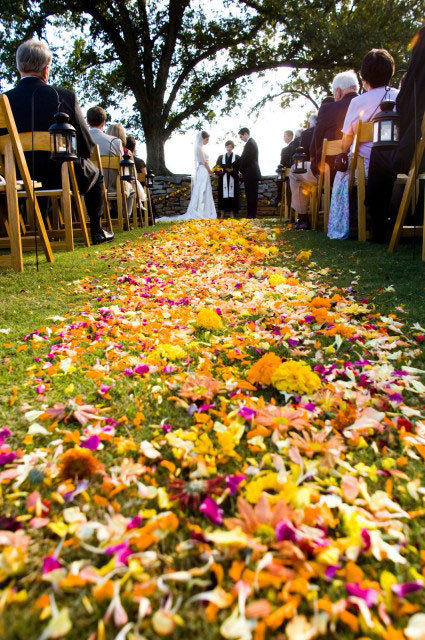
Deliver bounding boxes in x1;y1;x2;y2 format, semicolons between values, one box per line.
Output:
216;141;240;219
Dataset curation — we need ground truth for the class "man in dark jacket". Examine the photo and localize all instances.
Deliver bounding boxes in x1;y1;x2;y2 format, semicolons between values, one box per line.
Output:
238;127;261;218
289;71;359;229
4;39;113;244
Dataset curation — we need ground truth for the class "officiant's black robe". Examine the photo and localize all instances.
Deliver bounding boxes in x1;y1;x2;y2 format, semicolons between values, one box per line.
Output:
216;152;240;212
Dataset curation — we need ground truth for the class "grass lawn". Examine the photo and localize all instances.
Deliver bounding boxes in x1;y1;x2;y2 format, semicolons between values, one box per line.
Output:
0;220;424;640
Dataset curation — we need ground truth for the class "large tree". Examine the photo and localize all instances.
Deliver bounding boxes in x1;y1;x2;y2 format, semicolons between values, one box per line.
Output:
0;0;422;173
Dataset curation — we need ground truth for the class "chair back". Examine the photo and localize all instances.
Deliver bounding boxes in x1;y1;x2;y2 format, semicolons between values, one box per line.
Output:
0;131;51;153
348;121;373;190
0;95;53;266
100;155;122;170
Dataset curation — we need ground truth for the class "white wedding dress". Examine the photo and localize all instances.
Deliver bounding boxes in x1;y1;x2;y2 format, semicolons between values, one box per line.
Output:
157;133;216;222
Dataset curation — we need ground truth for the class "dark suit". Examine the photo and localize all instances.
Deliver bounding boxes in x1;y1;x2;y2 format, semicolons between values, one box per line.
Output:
300;127;315;161
310;92;358;176
282;137;300;168
4;76;103;236
239;137;261;218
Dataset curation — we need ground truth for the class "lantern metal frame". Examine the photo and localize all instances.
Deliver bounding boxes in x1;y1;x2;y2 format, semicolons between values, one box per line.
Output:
372;99;400;149
48;111;78;162
120;152;135;182
147;169;155;188
293;146;308;174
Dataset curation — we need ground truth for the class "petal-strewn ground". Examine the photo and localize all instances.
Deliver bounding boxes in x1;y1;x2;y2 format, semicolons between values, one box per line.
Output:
0;220;425;640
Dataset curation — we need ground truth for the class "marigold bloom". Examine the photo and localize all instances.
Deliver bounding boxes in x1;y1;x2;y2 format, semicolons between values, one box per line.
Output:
196;308;223;331
150;344;187;361
247;353;282;386
268;273;286;287
59;447;103;479
271;360;321;396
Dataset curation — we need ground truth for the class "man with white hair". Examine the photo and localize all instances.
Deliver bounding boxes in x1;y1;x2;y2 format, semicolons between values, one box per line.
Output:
4;39;114;245
289;71;359;229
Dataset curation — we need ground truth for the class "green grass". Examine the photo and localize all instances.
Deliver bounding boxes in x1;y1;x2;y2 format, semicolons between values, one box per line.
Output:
276;225;425;325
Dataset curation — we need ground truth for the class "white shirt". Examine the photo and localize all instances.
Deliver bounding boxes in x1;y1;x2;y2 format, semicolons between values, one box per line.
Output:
342;86;399;159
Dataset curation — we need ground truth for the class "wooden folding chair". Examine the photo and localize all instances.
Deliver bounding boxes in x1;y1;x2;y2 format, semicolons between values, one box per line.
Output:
0;94;53;271
90;145;113;233
314;138;345;231
12;132;90;251
388;111;425;259
100;155;130;232
347;121;373;241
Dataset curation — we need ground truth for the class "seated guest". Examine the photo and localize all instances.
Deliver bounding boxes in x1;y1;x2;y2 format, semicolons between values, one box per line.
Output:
289;73;359;230
365;26;425;241
126;136;147;175
283;128;303;168
124;135;147;208
310;72;359;178
4;40;113;244
104;122;134;214
288;114;317;228
327;48;398;240
87;106;123;193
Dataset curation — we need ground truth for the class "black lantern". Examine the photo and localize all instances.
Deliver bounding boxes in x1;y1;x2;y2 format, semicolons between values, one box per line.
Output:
293;147;307;174
147;169;155;188
120;152;135;182
372;100;400;149
49;111;78;161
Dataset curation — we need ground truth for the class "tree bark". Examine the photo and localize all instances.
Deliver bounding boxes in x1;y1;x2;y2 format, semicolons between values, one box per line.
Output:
144;128;170;175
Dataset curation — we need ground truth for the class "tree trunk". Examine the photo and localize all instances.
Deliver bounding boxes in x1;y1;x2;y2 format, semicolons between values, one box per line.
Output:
144;128;170;175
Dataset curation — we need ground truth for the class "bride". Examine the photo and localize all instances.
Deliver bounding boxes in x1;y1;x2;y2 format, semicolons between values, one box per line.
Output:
157;131;216;222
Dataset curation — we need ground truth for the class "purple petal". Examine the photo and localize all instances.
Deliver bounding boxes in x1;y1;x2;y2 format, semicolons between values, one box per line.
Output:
226;475;246;495
127;516;143;530
361;528;371;552
0;453;17;466
99;384;112;395
43;556;62;574
325;565;340;581
275;521;297;542
237;407;257;420
346;583;378;607
200;497;223;525
81;435;100;451
134;364;150;375
105;542;132;566
392;582;423;597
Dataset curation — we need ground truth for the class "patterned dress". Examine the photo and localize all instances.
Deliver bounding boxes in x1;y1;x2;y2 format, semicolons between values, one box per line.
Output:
327;158;369;240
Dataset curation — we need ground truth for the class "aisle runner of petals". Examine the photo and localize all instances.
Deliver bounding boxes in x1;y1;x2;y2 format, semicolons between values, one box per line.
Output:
1;220;425;640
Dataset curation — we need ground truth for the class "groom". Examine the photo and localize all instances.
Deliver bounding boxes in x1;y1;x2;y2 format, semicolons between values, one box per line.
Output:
238;127;261;218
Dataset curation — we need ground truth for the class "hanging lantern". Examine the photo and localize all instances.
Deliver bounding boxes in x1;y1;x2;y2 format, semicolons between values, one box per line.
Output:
372;100;400;149
293;147;307;174
147;169;155;188
49;111;78;161
276;163;284;180
120;152;135;182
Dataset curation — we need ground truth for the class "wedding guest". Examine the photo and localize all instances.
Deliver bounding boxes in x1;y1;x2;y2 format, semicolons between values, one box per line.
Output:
126;136;147;176
327;48;398;240
105;122;134;215
4;40;113;244
87;106;122;193
280;130;294;167
288;114;317;229
365;26;425;241
238;127;261;219
216;140;240;219
277;130;294;206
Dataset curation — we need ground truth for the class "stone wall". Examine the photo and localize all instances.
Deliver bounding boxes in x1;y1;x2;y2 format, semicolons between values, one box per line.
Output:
151;175;278;218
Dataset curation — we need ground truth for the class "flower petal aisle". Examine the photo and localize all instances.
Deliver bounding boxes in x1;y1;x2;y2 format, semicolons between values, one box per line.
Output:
1;220;425;640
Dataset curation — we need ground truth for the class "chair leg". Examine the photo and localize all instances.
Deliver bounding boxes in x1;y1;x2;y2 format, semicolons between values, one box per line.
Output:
388;171;416;253
357;159;367;241
116;183;124;232
5;142;23;272
68;163;90;247
61;163;74;252
103;188;113;232
324;169;330;233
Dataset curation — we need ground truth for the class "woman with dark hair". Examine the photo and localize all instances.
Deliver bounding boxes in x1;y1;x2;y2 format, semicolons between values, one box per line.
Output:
327;48;398;239
216;140;240;219
157;131;216;222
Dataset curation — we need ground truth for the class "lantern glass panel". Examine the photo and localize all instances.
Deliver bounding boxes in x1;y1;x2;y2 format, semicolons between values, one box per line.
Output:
380;121;392;142
373;120;380;143
394;123;400;142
